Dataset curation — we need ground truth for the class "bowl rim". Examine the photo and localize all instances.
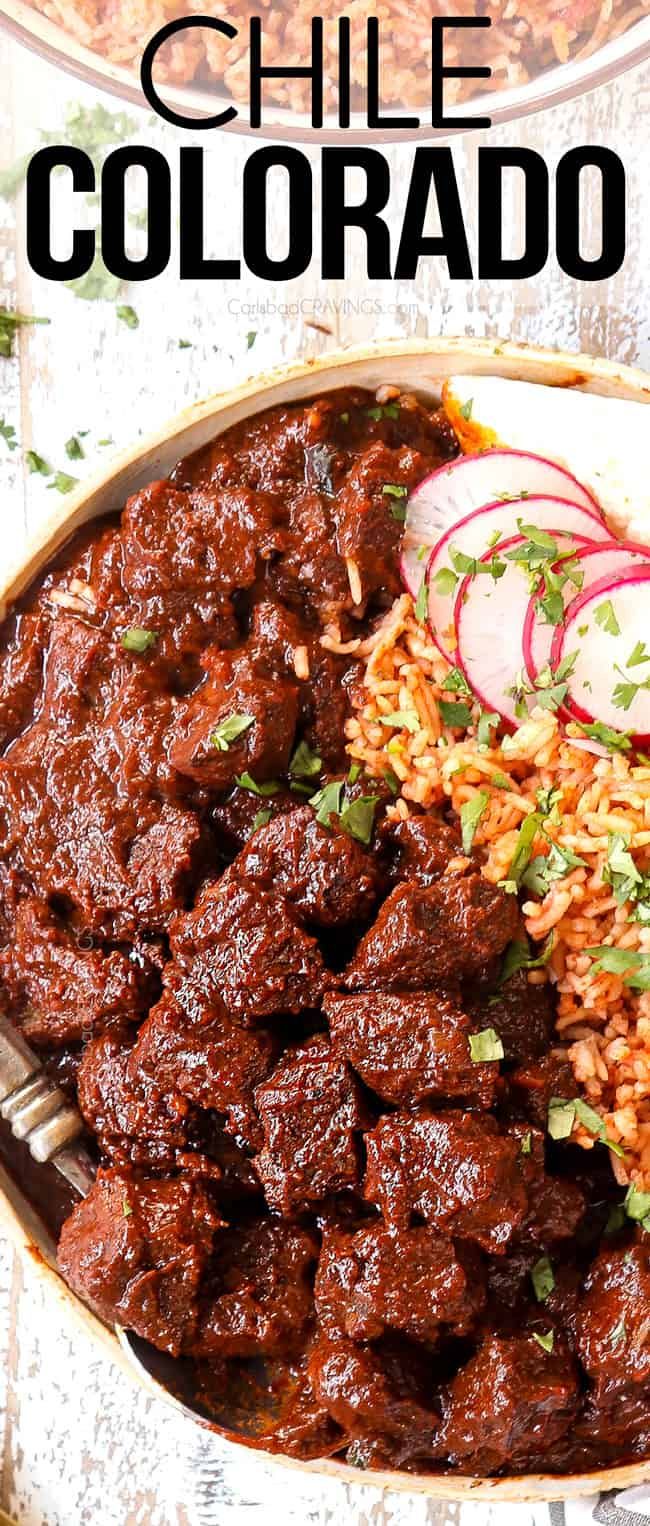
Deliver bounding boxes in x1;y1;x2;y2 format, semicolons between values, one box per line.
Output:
2;0;650;142
2;332;650;1500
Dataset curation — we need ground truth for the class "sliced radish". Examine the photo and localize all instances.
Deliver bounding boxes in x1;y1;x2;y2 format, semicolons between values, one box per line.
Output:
427;496;606;657
553;566;650;746
400;447;602;598
455;531;588;728
524;540;650;683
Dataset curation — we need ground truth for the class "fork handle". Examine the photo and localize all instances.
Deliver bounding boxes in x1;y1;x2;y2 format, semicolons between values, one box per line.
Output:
0;1014;85;1163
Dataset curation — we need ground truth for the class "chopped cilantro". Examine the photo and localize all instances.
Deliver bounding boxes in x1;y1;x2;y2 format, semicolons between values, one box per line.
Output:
65;435;85;461
459;397;474;420
235;772;280;797
505;812;542;886
499;931;554;984
595;599;621;636
347;762;362;785
628;640;650;668
25;450;51;476
178;339;192;349
442;666;471;695
120;627;157;654
533;1330;555;1354
339;794;379;846
0;417;18;451
46;471;79;494
290;739;322;780
116;304;139;329
339;411;350;424
477;710;500;750
531;1255;555;1302
309;779;344;826
624;1183;650;1226
459;791;490;854
0;308;50;358
574;720;632;753
469;1027;504;1063
122;1198;133;1218
210;713;254;752
433;567;458;597
521;1132;532;1156
246;331;257;349
547;1097;577;1141
383;766;400;795
414;576;427;623
378;709;420;733
438;699;473;728
251;808;272;833
382;483;408;498
547;1092;625;1158
604;1203;626;1236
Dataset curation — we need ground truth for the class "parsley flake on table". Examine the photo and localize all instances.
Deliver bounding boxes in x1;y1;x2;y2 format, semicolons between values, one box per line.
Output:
46;471;79;494
0;417;18;451
0;308;50;358
25;449;51;476
65;435;85;460
210;713;254;752
117;305;139;329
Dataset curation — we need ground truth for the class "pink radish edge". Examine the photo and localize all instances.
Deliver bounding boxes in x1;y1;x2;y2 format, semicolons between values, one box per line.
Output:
452;532;535;731
522;539;650;684
399;446;602;599
551;563;650;747
427;496;605;661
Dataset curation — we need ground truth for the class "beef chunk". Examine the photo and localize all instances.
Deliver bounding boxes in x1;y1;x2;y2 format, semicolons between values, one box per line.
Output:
364;1110;530;1253
261;1368;345;1460
0;897;152;1048
381;812;463;886
131;991;276;1150
57;1169;221;1355
77;1033;192;1169
509;1054;578;1129
332;442;429;606
126;804;205;928
344;875;518;991
211;783;296;852
193;1220;317;1358
324;989;498;1108
254;1037;370;1215
168;649;299;790
272;489;351;621
308;1337;440;1456
170;875;327;1022
575;1244;650;1388
120;480;280;600
235;807;382;927
315;1223;485;1346
518;1175;586;1247
300;646;353;771
467;972;555;1067
0;610;49;750
440;1334;579;1473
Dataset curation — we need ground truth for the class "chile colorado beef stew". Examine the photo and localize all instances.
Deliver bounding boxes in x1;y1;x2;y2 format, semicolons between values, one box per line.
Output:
1;382;649;1478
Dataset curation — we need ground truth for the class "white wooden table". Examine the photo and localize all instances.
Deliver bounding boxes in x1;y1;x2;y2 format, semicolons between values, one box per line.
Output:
1;28;649;1524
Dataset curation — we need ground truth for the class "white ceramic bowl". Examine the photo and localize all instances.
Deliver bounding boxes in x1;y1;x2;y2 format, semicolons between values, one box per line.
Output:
1;1;650;141
2;335;650;1501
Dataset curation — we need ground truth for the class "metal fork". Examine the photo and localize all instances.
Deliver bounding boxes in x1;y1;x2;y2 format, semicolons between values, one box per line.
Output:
0;1013;95;1196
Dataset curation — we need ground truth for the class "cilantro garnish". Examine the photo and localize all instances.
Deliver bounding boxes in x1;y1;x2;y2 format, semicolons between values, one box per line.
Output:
0;308;50;358
469;1027;503;1062
290;739;322;780
531;1255;555;1302
210;713;254;752
120;627;157;654
235;772;280;797
459;791;490;854
116;305;139;330
595;599;621;636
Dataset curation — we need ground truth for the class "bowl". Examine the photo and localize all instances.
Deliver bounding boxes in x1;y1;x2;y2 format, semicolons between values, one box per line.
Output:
2;334;650;1500
2;0;650;141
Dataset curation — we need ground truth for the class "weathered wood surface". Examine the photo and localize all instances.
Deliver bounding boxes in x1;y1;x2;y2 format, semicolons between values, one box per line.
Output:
0;25;648;1522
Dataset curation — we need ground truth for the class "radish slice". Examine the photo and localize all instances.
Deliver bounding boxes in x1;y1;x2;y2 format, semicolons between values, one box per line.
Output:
455;532;586;728
553;566;650;746
427;496;606;657
400;447;602;597
523;540;650;683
